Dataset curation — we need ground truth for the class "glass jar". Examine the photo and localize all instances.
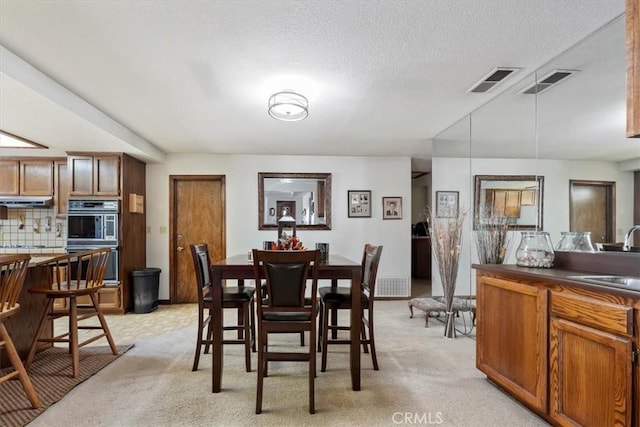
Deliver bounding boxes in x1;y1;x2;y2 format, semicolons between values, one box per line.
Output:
516;231;555;268
555;232;580;251
574;231;596;252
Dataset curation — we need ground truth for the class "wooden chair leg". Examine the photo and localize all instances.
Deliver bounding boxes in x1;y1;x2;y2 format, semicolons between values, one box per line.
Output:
368;309;379;370
89;293;118;355
192;310;203;371
250;298;256;352
25;297;54;372
69;296;79;378
330;308;338;339
321;303;329;372
256;329;264;414
317;301;323;352
309;328;316;414
243;302;251;372
0;324;41;409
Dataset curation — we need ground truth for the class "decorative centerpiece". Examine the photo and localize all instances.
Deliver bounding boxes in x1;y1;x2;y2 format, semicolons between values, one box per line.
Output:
424;205;467;338
276;234;305;250
515;231;554;268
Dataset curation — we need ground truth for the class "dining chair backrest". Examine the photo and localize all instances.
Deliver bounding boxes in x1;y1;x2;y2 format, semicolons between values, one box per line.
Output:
0;254;31;313
190;244;212;300
252;249;320;312
361;244;383;299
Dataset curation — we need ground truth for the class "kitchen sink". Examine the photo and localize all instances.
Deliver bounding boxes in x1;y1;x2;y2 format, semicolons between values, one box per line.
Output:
568;275;640;291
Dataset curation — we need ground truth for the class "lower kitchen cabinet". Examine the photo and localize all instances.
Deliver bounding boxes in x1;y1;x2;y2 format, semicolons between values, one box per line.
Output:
549;293;633;426
475;266;639;427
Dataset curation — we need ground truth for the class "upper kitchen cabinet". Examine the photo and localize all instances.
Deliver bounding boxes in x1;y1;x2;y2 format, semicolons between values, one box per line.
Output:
0;159;53;196
628;0;640;137
68;154;120;196
54;160;70;217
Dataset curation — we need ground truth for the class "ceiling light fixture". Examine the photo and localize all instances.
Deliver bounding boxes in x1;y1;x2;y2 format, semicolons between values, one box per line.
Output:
0;130;47;149
268;91;308;121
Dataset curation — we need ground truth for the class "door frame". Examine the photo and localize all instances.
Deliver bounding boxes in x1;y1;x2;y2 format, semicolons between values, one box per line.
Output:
569;180;615;242
169;175;226;303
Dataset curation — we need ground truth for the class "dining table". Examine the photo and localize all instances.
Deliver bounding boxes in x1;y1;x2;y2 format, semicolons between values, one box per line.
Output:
209;253;362;393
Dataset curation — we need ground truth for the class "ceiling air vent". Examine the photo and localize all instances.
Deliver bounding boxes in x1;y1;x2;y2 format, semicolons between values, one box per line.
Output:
467;67;519;93
519;69;578;95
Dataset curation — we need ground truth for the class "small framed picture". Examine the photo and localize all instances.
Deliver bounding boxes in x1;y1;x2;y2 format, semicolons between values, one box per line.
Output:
348;190;371;218
436;191;459;218
382;196;402;220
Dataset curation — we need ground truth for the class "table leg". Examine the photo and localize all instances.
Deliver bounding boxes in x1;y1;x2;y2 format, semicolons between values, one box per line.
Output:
350;268;362;391
211;268;223;393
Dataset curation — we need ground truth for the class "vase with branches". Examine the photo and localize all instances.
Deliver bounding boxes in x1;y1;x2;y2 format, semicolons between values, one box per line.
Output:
474;210;512;264
424;206;467;338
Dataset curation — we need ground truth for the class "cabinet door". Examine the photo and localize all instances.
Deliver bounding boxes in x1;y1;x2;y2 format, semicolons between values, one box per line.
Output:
69;155;94;195
20;160;53;195
476;275;548;412
0;160;20;195
550;318;632;426
93;155;120;196
54;160;69;217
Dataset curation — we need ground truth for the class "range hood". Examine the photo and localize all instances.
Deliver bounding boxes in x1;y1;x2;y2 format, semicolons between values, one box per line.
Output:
0;196;53;208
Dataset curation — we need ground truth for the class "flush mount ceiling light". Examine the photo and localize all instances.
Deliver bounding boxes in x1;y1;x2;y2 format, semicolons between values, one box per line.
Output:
268;91;308;121
0;130;47;149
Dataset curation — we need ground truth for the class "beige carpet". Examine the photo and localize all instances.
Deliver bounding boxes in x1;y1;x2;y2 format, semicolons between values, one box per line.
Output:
0;345;132;427
27;300;550;426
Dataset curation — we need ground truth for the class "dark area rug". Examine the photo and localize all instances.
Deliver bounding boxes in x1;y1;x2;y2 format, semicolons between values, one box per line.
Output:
0;344;133;427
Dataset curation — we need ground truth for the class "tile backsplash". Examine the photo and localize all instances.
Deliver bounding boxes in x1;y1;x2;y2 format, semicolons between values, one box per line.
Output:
0;208;66;252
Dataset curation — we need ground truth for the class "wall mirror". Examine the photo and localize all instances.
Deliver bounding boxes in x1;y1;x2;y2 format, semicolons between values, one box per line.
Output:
258;172;332;230
474;175;544;230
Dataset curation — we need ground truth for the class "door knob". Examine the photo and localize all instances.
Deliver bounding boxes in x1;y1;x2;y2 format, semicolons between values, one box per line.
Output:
177;246;184;252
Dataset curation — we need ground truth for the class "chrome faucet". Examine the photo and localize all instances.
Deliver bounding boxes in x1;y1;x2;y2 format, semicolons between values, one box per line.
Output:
622;225;640;251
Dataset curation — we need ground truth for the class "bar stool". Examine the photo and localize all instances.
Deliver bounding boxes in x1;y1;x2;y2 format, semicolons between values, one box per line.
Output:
0;254;40;408
25;248;118;378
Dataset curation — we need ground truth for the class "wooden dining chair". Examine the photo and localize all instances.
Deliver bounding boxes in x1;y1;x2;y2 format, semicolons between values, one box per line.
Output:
25;248;118;378
317;244;383;372
189;244;256;372
0;254;41;409
252;249;320;414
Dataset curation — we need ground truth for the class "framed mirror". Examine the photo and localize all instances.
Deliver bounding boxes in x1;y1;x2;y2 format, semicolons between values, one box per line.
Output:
258;172;332;230
474;175;544;230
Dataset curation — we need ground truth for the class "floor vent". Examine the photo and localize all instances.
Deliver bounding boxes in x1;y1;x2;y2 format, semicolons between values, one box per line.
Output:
467;67;519;93
376;277;410;297
519;69;577;95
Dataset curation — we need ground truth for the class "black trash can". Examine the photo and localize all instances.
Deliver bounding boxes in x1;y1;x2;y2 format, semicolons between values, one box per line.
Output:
131;268;161;313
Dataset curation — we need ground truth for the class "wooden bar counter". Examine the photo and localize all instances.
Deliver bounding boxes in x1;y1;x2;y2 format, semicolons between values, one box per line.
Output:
0;256;54;368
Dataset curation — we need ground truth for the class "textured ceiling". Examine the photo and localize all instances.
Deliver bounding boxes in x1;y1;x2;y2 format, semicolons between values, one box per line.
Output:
0;0;634;164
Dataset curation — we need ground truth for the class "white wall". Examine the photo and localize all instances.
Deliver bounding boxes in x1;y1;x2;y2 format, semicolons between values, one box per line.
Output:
146;154;412;299
431;157;634;297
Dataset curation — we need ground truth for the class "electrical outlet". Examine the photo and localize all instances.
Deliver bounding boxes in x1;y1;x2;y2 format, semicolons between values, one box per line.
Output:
159;226;167;234
146;226;151;234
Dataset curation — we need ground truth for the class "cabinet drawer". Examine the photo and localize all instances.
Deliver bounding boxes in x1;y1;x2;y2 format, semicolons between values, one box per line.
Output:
550;292;632;336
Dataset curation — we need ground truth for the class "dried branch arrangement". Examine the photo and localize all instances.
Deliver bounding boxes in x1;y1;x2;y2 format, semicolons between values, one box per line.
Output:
474;211;511;264
424;206;467;338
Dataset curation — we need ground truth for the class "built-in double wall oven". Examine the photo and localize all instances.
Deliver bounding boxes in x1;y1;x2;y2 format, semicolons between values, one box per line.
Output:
66;200;119;284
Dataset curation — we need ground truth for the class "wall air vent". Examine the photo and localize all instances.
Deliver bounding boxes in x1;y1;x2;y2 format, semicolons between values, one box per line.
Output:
519;69;578;95
467;67;520;93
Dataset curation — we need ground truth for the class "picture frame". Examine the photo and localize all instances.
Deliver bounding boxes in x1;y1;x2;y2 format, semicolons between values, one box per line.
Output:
347;190;371;218
382;196;402;220
435;191;459;218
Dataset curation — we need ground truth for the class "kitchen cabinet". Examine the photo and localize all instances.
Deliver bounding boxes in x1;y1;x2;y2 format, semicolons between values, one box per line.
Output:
54;160;69;217
475;264;639;427
476;275;548;413
68;154;120;196
0;159;53;196
484;189;521;218
628;0;640;137
549;292;632;426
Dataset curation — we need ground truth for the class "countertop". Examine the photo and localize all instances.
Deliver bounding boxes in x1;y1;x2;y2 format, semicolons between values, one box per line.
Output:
473;263;640;298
